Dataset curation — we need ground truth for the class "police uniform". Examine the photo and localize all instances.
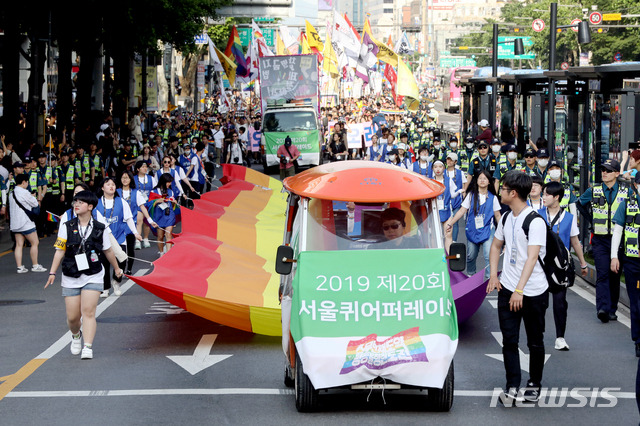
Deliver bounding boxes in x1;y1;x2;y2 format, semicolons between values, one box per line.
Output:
468;152;498;177
578;159;628;321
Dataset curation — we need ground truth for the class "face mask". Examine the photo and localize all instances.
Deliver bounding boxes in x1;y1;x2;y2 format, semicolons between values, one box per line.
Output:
567;152;574;161
508;152;517;161
389;154;396;161
538;159;549;168
420;155;428;161
434;144;441;150
466;143;475;150
549;169;562;180
450;142;458;149
491;145;501;154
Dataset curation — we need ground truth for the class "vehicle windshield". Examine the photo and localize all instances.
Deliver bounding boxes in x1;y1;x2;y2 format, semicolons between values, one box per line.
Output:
303;199;442;251
263;111;317;132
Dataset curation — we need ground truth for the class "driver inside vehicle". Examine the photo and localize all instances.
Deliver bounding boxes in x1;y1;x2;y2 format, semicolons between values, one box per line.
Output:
374;207;421;249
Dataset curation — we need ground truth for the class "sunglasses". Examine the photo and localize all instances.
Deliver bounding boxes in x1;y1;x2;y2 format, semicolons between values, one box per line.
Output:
382;223;401;231
163;161;171;164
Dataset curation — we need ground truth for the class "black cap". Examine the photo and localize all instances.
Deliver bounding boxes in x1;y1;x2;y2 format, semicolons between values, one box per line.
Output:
548;160;562;169
478;141;489;148
38;152;47;158
433;136;440;142
537;148;550;158
13;161;25;168
602;158;620;172
525;148;537;157
491;138;501;145
506;144;517;152
285;136;292;144
465;136;474;142
450;136;458;142
24;156;34;163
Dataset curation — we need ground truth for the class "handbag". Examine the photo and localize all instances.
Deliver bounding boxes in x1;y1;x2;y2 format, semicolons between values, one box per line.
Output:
12;191;40;221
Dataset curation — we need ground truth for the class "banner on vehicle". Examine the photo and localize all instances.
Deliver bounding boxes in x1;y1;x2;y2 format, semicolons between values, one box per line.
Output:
259;54;319;114
263;131;319;156
290;249;458;389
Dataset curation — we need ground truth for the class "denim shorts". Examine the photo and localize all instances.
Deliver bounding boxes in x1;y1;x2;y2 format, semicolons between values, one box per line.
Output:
62;281;104;296
19;227;37;236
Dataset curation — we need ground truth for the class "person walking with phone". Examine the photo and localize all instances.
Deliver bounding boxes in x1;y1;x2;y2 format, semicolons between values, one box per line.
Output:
10;173;47;273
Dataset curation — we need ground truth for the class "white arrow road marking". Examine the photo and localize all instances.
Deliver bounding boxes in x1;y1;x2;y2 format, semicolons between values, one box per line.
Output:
167;334;232;375
485;332;550;373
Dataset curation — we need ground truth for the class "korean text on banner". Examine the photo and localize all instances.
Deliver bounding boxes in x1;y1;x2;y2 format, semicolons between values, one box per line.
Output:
259;55;319;114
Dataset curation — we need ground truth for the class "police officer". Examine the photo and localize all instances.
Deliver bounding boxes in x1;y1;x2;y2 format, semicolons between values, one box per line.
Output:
74;145;92;184
467;141;497;179
547;160;578;216
523;148;539;177
537;148;551;181
447;136;466;169
610;173;640;357
461;136;477;175
578;159;628;323
494;144;522;191
58;149;76;209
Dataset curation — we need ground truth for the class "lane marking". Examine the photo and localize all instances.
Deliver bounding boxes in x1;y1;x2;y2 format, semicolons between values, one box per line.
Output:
0;269;149;402
570;279;631;329
0;249;12;258
5;388;635;399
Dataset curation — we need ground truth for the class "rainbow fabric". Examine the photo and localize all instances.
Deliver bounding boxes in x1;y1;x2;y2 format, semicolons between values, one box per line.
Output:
225;25;248;77
339;327;428;374
46;212;59;223
132;165;286;336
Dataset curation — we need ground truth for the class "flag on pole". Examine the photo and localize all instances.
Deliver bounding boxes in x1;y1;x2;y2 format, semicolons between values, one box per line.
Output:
214;46;237;87
322;33;339;78
356;31;379;84
305;20;324;52
279;25;300;55
301;33;311;54
397;57;421;111
225;25;248;77
395;31;414;55
252;20;274;57
344;13;360;41
276;31;287;55
46;211;60;223
332;11;360;67
384;63;403;107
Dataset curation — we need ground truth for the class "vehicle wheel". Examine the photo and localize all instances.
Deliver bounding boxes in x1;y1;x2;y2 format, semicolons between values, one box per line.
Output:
284;362;294;388
427;362;454;411
295;352;318;412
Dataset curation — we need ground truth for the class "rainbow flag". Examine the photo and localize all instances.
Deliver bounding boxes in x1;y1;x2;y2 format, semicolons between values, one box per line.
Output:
46;212;59;223
225;25;248;77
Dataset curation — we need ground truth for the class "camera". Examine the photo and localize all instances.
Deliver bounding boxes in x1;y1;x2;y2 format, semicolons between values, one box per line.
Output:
233;157;240;163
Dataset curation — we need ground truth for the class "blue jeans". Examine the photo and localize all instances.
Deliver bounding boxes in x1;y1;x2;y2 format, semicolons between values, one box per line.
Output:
451;207;460;241
466;229;494;279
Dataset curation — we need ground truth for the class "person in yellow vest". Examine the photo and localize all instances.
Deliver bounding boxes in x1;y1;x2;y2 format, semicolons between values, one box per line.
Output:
546;160;578;217
74;145;92;184
578;159;628;323
58;148;76;210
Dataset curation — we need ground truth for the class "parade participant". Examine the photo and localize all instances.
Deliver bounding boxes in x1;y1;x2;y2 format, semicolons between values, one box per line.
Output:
430;160;457;226
117;170;151;275
546;160;578;216
148;173;178;256
396;143;412;169
476;119;492;144
373;207;421;249
523;148;539;177
446;169;501;280
328;132;347;162
134;161;156;249
9;174;47;274
88;140;105;190
178;141;193;173
277;136;300;180
225;131;245;165
578;159;627;323
365;134;383;161
380;131;397;162
412;145;431;176
45;190;123;360
622;149;640;181
97;177;141;297
399;133;412;161
494;144;522;192
446;152;467;241
156;155;185;198
467;141;497;179
74;145;92;184
186;141;208;195
611;173;640;357
540;181;588;351
488;171;548;404
527;175;545;211
386;148;402;167
165;136;181;160
536;149;551;181
137;143;160;173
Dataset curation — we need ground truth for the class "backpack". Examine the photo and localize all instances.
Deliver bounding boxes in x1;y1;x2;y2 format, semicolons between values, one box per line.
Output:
501;210;574;294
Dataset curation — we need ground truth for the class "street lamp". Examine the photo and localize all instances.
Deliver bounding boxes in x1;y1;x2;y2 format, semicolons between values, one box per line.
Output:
490;24;526;136
547;2;591;157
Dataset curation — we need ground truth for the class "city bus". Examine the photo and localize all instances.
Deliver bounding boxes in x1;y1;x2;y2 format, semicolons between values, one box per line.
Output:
442;66;477;113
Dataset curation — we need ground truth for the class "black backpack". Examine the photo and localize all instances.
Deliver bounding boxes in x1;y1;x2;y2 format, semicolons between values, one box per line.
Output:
501;209;574;293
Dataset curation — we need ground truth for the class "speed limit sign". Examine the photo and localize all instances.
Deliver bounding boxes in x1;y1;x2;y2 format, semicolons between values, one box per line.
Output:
532;19;545;32
589;12;602;25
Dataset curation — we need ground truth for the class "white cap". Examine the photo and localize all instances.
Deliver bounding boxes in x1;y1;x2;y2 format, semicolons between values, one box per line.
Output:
447;152;458;162
428;103;435;108
100;123;109;131
428;111;437;118
397;143;407;151
478;119;489;127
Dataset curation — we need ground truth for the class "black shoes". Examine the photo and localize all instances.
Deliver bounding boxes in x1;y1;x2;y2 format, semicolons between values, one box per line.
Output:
636;343;640;358
522;382;541;402
609;312;618;321
597;310;609;323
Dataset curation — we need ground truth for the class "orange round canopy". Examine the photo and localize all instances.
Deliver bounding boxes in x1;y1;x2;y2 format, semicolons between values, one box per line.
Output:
283;161;445;202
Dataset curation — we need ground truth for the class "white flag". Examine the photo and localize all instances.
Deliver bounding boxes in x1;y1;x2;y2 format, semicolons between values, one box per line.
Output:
332;11;360;64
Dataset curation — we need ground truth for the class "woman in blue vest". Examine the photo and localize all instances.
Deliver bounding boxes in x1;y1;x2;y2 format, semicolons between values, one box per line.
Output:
134;161;157;249
540;181;588;351
147;173;179;257
97;177;141;297
156;156;184;198
412;145;431;176
429;159;458;227
365;134;384;161
445;169;502;279
396;143;412;169
445;152;467;241
118;170;152;275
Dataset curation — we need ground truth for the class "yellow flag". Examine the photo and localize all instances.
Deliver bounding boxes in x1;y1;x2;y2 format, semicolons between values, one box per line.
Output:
276;31;286;55
397;57;420;111
376;42;399;67
214;46;237;87
305;20;324;51
362;19;372;42
322;34;339;77
301;33;311;54
168;101;177;112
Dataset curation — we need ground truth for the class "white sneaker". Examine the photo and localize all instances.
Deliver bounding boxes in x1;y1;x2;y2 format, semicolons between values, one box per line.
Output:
17;265;28;274
70;332;82;355
157;251;164;257
31;264;47;272
555;337;570;351
113;280;122;296
100;289;109;298
134;240;142;250
142;239;150;248
81;347;93;359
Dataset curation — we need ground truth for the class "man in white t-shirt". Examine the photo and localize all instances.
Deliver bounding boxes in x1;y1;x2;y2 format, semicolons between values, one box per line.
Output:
488;170;548;405
212;122;225;168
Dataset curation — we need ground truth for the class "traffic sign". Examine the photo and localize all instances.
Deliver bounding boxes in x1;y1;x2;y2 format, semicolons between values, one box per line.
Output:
589;12;602;25
561;62;569;70
532;19;545;32
603;13;622;21
571;19;581;32
614;52;623;62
